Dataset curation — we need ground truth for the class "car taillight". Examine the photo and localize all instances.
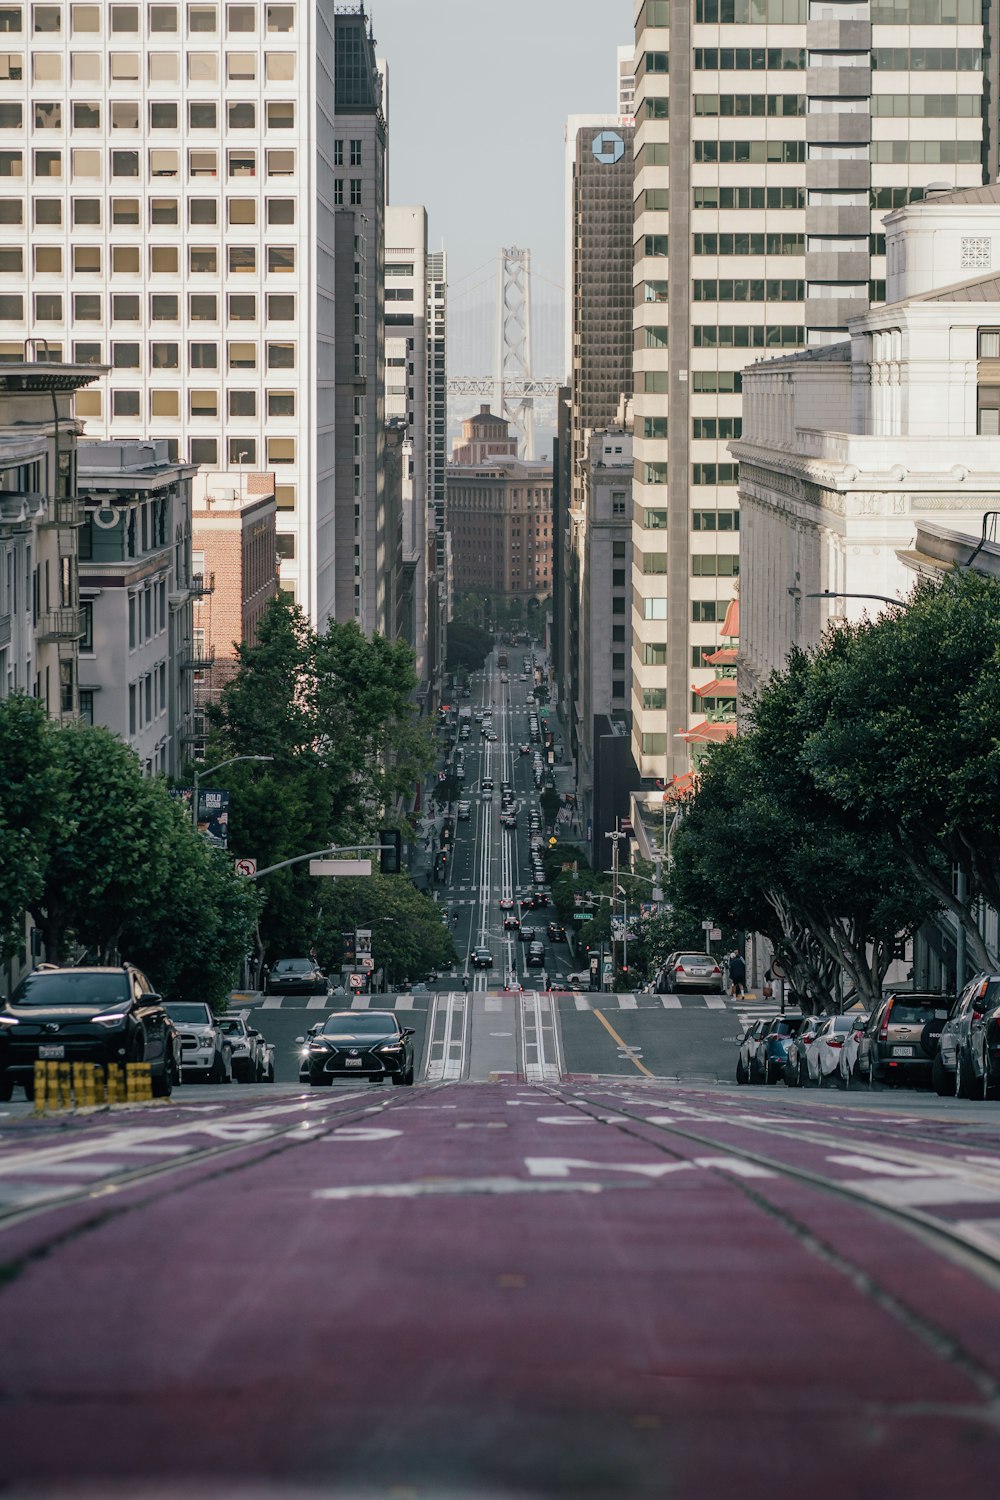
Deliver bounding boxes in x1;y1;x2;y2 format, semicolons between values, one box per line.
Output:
676;964;685;974
712;966;722;976
827;1038;843;1048
879;1002;892;1041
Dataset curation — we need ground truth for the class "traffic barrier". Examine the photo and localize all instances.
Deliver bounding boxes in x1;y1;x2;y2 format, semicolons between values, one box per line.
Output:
31;1060;151;1113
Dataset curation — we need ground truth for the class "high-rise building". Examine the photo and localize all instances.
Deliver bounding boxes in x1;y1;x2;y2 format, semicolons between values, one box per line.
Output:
617;44;636;118
0;0;343;625
447;409;553;602
630;0;995;785
331;9;386;634
426;247;448;705
383;206;447;702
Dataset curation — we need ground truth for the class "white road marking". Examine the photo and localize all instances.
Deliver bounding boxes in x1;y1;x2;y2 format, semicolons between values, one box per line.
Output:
261;997;284;1009
306;996;328;1009
660;997;682;1010
617;995;638;1010
313;1177;603;1200
321;1126;402;1142
575;996;591;1010
704;996;727;1010
350;995;370;1009
394;994;414;1010
850;1177;1000;1208
693;1156;776;1179
525;1156;695;1180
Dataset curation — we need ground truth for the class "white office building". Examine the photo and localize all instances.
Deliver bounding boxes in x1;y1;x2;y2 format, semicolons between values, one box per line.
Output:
630;0;994;785
0;0;345;623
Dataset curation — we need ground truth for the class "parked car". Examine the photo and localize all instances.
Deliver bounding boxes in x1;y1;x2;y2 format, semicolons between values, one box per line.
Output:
836;1011;872;1086
164;1001;232;1084
0;964;180;1100
304;1010;415;1087
566;970;592;989
661;952;725;994
265;958;327;997
753;1014;806;1084
936;973;1000;1096
736;1018;769;1085
856;991;951;1086
472;947;493;968
960;997;1000;1099
250;1029;275;1083
217;1011;263;1083
787;1014;860;1087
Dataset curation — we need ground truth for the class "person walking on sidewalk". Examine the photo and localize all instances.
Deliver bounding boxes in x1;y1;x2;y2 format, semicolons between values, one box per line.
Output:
727;949;747;998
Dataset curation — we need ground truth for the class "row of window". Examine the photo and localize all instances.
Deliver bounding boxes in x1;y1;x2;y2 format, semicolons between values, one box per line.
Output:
641;463;741;486
0;100;297;130
0;146;297;176
693;278;804;302
0;291;299;322
693;141;806;164
693;233;804;256
1;244;297;275
128;666;169;740
1;49;294;84
870;94;983;116
0;194;297;226
871;140;982;164
873;48;983;71
692;420;742;441
693;48;805;70
77;387;295;419
694;94;805;116
0;4;295;36
694;0;804;20
691;325;804;349
693;187;805;210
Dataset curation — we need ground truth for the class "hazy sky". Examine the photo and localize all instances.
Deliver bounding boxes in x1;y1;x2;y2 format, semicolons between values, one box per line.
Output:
373;0;632;356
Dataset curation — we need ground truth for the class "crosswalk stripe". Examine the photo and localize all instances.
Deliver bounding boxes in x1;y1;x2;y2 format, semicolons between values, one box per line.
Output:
350;996;370;1009
395;995;414;1010
661;996;682;1010
705;996;727;1009
306;995;327;1010
574;995;590;1010
260;997;283;1009
617;995;637;1010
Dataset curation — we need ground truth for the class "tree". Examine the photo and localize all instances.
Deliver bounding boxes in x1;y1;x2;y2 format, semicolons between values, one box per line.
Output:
313;875;456;987
799;572;1000;973
446;621;494;674
205;596;433;960
0;695;58;960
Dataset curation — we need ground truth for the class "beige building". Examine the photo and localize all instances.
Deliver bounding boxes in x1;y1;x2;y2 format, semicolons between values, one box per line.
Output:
447;409;553;601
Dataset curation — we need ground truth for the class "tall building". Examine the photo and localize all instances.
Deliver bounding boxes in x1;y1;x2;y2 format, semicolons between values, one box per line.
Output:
426;247;448;705
447;409;553;601
617;44;636;118
331;9;386;633
630;0;994;785
0;0;341;624
383;206;447;701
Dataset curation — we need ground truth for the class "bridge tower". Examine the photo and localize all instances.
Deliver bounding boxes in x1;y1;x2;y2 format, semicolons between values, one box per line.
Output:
494;247;536;459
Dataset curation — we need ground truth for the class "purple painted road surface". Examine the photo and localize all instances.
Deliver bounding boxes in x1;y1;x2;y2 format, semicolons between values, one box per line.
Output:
2;1080;1000;1498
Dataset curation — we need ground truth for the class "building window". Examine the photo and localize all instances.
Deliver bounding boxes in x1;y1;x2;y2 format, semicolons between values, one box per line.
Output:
189;389;218;417
349;178;362;205
691;554;740;577
113;390;141;417
228;436;256;464
112;341;141;368
228;389;256;417
189;341;218;368
190;437;218;464
228;293;257;320
189;293;218;321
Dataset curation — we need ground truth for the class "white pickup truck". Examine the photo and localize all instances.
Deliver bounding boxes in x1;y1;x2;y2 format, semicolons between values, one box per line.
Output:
164;1002;232;1084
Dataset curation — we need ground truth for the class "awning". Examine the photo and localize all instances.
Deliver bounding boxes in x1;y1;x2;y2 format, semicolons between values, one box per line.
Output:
703;645;738;667
721;597;740;640
692;677;737;698
675;719;737;745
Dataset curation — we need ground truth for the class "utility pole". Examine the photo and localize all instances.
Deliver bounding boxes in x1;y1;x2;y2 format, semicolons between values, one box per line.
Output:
605;821;627;987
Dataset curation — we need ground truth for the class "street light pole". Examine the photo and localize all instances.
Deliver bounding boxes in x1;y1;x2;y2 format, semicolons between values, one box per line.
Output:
192;754;274;832
806;590;905;608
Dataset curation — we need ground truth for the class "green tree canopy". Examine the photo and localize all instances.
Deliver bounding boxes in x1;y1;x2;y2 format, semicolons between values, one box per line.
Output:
313;875;456;988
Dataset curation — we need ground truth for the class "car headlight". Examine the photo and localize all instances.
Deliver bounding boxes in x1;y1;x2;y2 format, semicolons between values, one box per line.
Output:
93;1013;129;1029
378;1042;404;1053
231;1041;248;1052
0;1015;19;1027
309;1041;331;1052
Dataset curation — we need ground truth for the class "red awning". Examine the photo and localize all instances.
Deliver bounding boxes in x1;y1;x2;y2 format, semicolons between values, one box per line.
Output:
675;719;737;745
692;677;737;698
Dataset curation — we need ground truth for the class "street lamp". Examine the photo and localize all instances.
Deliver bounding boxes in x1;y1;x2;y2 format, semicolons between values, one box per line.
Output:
806;590;905;608
192;754;274;831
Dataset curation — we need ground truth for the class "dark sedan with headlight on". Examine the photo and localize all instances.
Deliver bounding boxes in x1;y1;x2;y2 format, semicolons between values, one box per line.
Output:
0;964;180;1100
265;957;328;997
305;1010;415;1087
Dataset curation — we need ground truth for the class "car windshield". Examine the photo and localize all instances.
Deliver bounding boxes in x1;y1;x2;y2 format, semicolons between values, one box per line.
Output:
322;1012;397;1036
275;959;312;973
889;1000;944;1023
218;1018;246;1035
165;1004;212;1024
9;972;129;1008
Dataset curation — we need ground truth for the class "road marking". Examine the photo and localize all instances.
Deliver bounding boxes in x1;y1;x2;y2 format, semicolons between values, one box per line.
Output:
525;1156;693;1180
574;996;590;1010
350;995;370;1009
485;998;502;1012
593;1009;655;1079
705;996;727;1010
306;996;327;1010
322;1126;401;1142
395;994;414;1010
617;995;638;1010
536;1115;592;1125
313;1177;604;1200
261;997;283;1009
693;1156;776;1180
660;996;681;1010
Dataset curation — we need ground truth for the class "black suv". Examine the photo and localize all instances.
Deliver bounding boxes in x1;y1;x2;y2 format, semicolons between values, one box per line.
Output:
0;964;180;1100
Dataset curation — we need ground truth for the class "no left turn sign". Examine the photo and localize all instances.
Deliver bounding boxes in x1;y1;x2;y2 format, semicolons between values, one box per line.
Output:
234;858;257;877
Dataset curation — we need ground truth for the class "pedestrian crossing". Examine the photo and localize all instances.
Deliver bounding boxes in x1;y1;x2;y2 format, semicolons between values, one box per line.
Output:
243;992;758;1013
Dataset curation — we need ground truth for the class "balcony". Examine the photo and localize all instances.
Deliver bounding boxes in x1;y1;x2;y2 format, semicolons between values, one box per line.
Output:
36;608;83;643
181;643;217;669
189;571;215;597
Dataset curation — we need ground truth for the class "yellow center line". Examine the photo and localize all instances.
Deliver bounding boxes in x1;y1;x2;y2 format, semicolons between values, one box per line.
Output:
593;1008;655;1079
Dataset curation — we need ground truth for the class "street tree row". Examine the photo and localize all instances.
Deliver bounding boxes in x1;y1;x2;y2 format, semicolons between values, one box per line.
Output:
669;571;1000;1011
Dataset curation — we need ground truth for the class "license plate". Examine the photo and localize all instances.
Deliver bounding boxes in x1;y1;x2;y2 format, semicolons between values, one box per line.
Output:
344;1058;363;1067
38;1044;64;1060
891;1045;914;1057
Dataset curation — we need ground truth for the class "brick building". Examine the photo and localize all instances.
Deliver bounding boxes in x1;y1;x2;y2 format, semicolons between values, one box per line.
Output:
447;410;554;602
191;470;278;749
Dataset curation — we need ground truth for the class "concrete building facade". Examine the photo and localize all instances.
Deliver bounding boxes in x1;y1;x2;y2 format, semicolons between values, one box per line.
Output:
733;185;1000;697
448;409;554;601
76;439;196;776
629;0;995;785
190;468;278;746
0;0;345;623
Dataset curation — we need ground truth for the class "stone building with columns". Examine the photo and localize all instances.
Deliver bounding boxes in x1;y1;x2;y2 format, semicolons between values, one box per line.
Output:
732;185;1000;700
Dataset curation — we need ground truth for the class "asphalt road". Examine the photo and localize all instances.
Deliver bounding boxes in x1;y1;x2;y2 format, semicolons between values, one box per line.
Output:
3;1077;1000;1497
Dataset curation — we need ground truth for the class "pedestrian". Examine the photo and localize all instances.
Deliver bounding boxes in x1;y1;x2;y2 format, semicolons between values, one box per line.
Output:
462;974;469;992
727;949;747;997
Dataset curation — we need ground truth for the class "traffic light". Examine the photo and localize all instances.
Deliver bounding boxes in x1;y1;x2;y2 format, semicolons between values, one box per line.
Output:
379;829;402;875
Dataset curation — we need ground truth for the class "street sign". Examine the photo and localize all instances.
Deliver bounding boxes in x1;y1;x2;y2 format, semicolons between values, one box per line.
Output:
611;916;625;941
234;857;257;877
309;859;372;877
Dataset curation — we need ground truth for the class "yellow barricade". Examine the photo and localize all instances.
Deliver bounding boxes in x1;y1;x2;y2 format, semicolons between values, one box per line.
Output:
31;1060;152;1113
